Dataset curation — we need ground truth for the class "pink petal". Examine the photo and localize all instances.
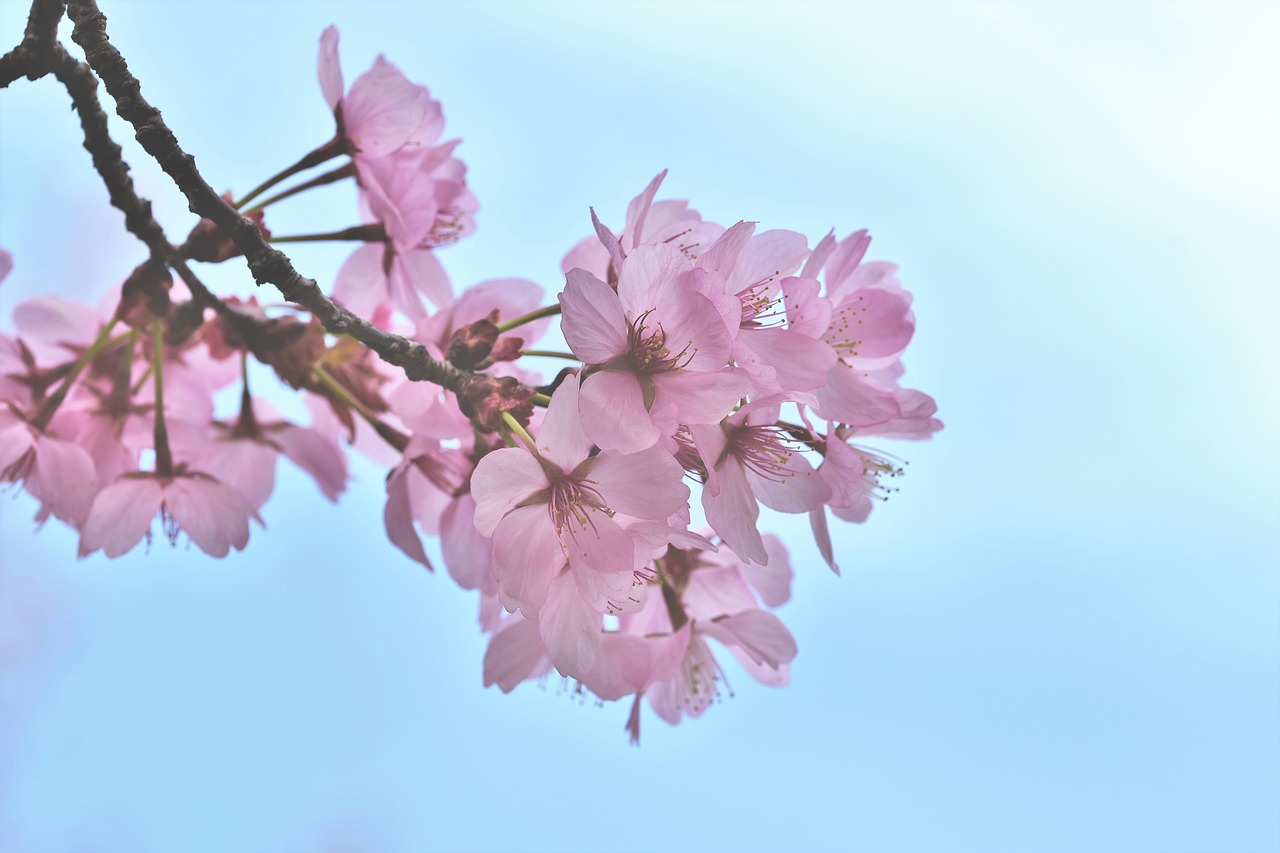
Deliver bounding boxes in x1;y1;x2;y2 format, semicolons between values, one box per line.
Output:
616;242;692;321
702;459;767;564
79;477;164;558
682;565;757;619
491;505;562;616
801;229;837;279
726;229;810;294
559;269;628;364
13;297;102;365
274;425;348;502
566;509;636;612
810;365;902;428
0;421;35;473
697;220;756;277
590;207;625;275
746;446;830;514
581;632;652;701
703;610;797;669
483;616;548;693
827;287;914;361
781;276;833;338
651;368;750;427
470;447;549;536
740;535;794;605
590;445;688;520
199;439;278;511
441;494;495;593
726;646;791;687
823;230;872;297
344;57;432;158
623;170;667;246
333;244;387;319
809;507;840;574
539;570;602;679
393;246;453;311
317;25;344;112
384;464;432;569
578;370;660;453
165;477;254;558
29;436;99;529
536;373;588;471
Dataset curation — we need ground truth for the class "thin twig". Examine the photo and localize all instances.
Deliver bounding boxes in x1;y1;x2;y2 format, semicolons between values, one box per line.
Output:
0;0;64;87
64;0;468;391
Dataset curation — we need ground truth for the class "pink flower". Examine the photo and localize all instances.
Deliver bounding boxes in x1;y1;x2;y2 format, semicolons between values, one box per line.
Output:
79;471;259;559
318;27;477;321
318;26;442;159
196;397;349;511
559;243;751;453
803;230;934;430
689;400;830;565
693;222;838;398
470;374;690;676
560;171;726;281
0;413;99;529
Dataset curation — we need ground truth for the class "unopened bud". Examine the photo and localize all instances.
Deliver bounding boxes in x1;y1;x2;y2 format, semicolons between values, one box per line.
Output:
116;260;172;328
184;192;269;263
456;375;535;432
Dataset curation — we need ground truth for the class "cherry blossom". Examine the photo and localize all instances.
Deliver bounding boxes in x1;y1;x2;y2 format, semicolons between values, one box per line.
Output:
2;14;944;740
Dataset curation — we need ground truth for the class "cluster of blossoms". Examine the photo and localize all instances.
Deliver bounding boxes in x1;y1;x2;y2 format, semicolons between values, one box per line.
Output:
1;28;940;741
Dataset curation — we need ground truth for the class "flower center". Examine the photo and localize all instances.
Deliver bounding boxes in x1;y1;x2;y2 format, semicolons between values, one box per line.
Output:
615;309;695;376
726;424;799;484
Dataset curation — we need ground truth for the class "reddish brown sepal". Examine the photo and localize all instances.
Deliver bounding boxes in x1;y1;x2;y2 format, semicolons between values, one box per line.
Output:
184;191;270;263
456;374;535;432
116;260;172;328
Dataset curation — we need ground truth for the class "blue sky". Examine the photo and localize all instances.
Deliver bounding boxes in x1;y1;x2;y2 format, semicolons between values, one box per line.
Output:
1;2;1277;851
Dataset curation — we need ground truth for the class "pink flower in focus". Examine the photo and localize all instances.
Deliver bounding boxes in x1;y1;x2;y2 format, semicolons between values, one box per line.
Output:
470;374;689;676
560;243;751;453
690;400;830;565
693;222;838;398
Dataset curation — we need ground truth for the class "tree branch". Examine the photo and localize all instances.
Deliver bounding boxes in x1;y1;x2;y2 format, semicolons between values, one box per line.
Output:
63;0;468;391
0;0;64;87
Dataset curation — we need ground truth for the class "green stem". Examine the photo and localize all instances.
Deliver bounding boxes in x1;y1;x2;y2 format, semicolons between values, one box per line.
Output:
532;393;552;407
495;304;561;334
30;317;119;431
130;363;152;396
500;411;537;453
242;162;357;215
235;135;346;210
519;349;578;361
312;364;408;452
152;320;174;477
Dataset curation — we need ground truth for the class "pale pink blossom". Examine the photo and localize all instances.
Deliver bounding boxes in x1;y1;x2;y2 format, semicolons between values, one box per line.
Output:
318;26;442;158
195;397;349;511
470;375;689;676
689;400;830;565
79;471;258;559
694;222;839;398
560;243;751;453
0;413;99;529
560;171;726;281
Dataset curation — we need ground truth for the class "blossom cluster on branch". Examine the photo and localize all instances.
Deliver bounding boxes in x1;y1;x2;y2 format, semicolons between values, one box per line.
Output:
1;3;941;741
